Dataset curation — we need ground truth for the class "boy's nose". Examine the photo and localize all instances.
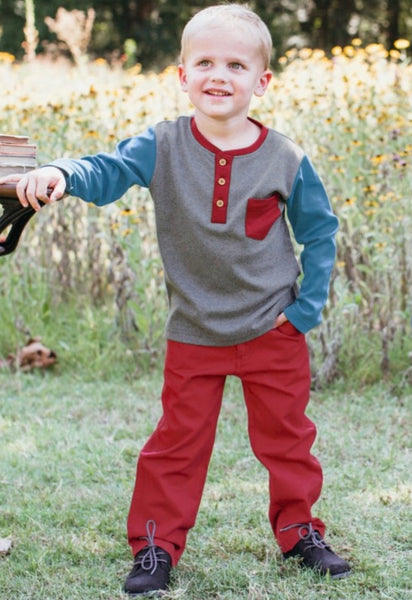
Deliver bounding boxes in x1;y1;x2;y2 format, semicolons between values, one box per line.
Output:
210;66;227;83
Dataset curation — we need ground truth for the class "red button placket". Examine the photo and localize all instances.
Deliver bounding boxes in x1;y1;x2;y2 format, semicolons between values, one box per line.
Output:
211;154;233;224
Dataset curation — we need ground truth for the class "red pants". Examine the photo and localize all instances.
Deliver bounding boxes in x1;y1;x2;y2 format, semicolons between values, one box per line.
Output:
127;325;325;565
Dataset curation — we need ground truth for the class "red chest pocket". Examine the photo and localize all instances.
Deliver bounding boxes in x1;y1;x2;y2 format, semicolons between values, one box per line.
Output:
245;193;282;240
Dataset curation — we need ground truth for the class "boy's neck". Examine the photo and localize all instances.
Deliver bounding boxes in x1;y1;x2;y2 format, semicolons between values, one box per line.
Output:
193;113;262;151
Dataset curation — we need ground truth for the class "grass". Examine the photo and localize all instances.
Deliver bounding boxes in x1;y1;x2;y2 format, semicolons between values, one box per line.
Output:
0;370;410;599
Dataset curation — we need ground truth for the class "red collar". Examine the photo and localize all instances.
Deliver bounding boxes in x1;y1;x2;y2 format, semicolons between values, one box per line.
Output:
190;116;268;156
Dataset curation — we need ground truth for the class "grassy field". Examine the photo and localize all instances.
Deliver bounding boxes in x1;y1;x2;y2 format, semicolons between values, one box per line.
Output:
0;370;410;600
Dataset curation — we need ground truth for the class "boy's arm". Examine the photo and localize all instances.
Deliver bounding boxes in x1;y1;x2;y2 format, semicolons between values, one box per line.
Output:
51;127;157;206
0;127;157;211
283;156;339;334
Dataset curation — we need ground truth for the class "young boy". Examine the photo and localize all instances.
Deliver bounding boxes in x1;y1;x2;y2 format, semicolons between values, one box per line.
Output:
0;3;350;595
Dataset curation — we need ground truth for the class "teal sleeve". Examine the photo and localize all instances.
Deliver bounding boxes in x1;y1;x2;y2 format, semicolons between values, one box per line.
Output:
49;126;157;206
283;155;338;333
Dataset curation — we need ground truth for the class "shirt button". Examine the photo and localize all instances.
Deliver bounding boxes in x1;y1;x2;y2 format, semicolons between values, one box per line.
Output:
218;177;226;185
216;199;225;208
219;158;227;166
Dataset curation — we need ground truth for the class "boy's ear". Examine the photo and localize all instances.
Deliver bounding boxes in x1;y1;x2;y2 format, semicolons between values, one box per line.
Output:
254;70;272;97
178;64;188;91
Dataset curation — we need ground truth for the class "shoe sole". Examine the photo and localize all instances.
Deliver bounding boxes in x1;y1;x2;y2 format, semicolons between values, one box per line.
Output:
329;569;351;580
125;591;167;598
284;556;352;580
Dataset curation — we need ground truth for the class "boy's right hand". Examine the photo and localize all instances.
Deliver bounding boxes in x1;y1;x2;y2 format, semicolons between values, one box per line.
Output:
0;166;66;212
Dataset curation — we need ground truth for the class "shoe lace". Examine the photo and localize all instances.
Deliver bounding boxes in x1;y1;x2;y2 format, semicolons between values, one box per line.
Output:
136;520;169;575
280;522;331;551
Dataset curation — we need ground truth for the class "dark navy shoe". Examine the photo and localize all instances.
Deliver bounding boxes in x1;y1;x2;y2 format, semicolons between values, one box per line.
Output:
282;523;351;579
124;520;171;596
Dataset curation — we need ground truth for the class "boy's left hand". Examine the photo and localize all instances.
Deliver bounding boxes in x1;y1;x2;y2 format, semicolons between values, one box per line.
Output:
274;312;288;328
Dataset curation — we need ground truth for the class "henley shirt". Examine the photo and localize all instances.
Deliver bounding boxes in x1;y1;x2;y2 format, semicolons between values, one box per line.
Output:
51;115;338;345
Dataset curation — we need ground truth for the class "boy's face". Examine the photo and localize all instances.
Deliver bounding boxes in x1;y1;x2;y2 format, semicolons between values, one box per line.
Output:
179;27;271;124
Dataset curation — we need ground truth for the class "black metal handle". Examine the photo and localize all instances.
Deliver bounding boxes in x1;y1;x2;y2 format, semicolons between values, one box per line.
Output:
0;184;44;256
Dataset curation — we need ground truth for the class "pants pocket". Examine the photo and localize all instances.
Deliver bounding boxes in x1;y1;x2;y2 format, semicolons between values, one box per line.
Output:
275;320;302;337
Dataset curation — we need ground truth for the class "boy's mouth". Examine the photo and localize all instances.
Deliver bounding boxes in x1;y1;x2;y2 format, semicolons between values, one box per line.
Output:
205;89;231;96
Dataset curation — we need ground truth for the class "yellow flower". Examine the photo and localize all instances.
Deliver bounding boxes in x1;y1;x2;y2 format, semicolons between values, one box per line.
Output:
0;51;15;63
84;130;99;138
351;38;362;47
161;65;178;76
370;154;387;165
299;48;312;60
374;243;385;251
394;39;410;50
365;43;384;54
344;46;355;57
285;49;298;59
312;49;325;61
389;49;401;60
127;63;142;76
331;46;342;56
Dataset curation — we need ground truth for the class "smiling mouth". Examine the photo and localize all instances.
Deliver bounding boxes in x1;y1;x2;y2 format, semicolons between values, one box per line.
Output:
205;90;231;96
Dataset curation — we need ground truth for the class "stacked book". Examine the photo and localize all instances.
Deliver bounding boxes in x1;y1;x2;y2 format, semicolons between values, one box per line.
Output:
0;134;37;176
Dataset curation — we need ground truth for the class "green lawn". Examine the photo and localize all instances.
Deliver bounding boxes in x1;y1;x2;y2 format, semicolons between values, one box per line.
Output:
0;370;410;599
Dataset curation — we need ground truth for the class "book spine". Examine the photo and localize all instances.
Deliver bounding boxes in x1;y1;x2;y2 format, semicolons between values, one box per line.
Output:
0;156;37;166
0;165;36;175
0;145;37;155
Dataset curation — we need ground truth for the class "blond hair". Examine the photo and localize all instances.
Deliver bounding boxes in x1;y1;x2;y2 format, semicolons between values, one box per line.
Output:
180;4;272;69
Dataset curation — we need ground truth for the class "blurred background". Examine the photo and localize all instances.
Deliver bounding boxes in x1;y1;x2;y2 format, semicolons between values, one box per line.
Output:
0;0;411;69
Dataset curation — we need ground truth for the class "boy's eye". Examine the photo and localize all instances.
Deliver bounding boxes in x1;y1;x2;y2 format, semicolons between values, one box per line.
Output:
229;62;244;70
198;59;211;67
